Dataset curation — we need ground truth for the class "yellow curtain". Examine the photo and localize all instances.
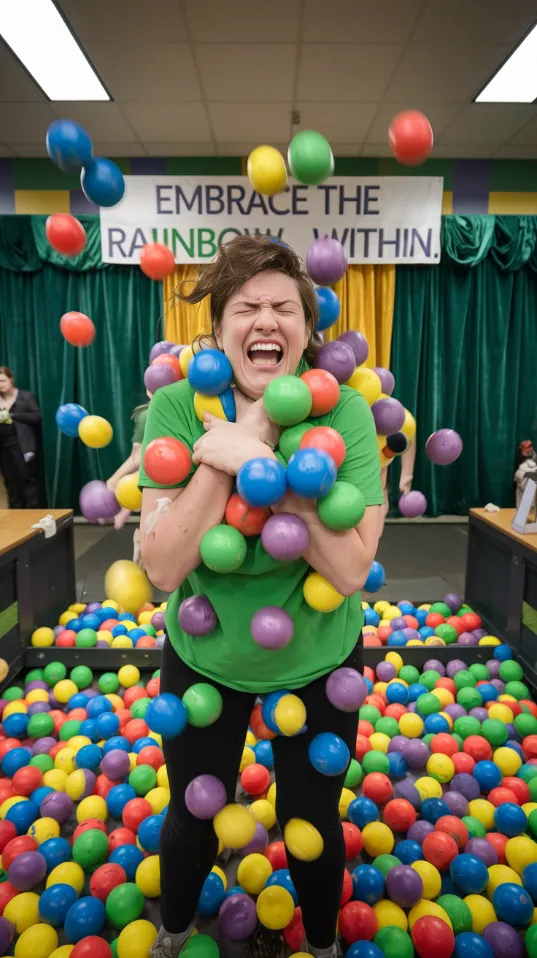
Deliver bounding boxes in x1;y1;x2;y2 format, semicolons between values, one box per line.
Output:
164;263;395;369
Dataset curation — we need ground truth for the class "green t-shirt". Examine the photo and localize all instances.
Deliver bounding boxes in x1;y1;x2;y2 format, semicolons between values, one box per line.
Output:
139;379;383;693
132;404;149;445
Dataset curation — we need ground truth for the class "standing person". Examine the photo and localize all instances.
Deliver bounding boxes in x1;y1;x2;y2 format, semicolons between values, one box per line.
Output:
514;439;536;506
139;237;383;958
0;366;43;508
106;397;150;564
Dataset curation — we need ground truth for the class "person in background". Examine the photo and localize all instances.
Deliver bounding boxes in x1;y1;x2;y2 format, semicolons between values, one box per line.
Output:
0;366;44;509
379;438;416;535
514;439;536;506
106;397;150;564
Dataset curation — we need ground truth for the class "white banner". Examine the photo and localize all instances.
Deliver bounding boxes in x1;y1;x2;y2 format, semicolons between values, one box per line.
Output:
100;175;443;266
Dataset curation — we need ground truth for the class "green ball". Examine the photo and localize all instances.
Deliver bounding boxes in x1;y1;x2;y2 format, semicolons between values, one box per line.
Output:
183;935;220;958
457;687;483;710
419;670;441;691
528;778;537;803
152;669;161;679
362;750;390;775
458;604;473;615
4;686;24;701
130;698;151;720
499;660;523;682
59;719;82;741
468;663;489;681
416;693;441;716
75;629;97;649
30;754;54;772
527;926;537;958
200;525;247;573
288;130;334;186
106;882;144;928
70;665;93;688
110;940;119;958
317;481;365;532
128;764;157;796
279;422;312;460
528;808;537;838
27;713;54;739
436;894;473;934
43;662;67;685
98;672;120;694
423;733;435;746
275;451;287;468
144;625;157;637
435;624;458;645
462;815;486;838
481;718;508;746
399;665;420;685
374;927;413;958
344;759;363;789
518;764;537;784
73;828;109;869
359;705;381;725
183;683;223;727
454;670;476;690
263;376;312;427
454;716;481;739
505;680;529;700
373;854;402;878
375;717;399;739
452;733;463;750
430;601;451;618
515;713;537;737
25;669;45;683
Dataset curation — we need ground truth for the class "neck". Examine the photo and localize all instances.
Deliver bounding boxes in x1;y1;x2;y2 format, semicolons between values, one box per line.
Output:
1;387;15;399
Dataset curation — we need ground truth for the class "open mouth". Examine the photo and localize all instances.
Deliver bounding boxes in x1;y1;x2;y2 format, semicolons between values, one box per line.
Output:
246;342;284;368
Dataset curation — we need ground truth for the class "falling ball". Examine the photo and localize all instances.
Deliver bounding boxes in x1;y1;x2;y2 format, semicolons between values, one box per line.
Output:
399;491;427;519
46;214;87;256
247;146;288;195
389;111;433;166
288;130;334;185
178;595;218;636
306;236;347;285
139;244;175;280
425;430;463;465
251;607;294;650
60;311;95;347
326;667;367;712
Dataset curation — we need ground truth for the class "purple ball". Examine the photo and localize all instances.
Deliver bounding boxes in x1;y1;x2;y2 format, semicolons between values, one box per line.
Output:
219;893;257;940
155;635;165;649
79;480;120;522
473;629;487;640
40;791;73;824
25;681;48;693
404;739;430;769
373;367;394;395
450;773;480;801
77;769;97;799
423;659;446;676
403;628;420;642
85;601;102;614
100;749;130;781
390;617;407;632
386;864;423;908
394;780;421;808
339;331;369;365
149;340;174;363
388;736;409;754
238;821;268;856
491;679;505;694
48;694;61;709
31;736;56;756
28;702;50;716
469;708;488;723
306;236;347;285
325;668;367;712
169;344;185;359
444;593;462;613
425;428;463;465
178;595;218;637
53;625;64;638
446;659;467;678
96;640;110;649
408;820;434;843
407;702;417;713
151;611;166;631
251;607;294;650
458;633;479;646
185;774;227;819
372;397;405;435
486;660;501;679
465;838;498;867
8;851;47;890
144;362;178;393
483;922;524;958
443;791;469;817
313;340;356;384
0;918;13;955
399;491;427;519
376;662;397;682
261;513;310;561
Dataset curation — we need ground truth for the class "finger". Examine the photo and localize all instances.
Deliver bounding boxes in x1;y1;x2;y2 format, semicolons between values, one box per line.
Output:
203;412;219;429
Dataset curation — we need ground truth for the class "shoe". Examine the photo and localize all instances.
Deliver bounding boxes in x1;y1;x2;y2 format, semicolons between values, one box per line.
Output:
151;927;192;958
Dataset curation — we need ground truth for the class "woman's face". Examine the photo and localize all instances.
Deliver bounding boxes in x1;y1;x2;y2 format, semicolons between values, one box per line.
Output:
0;374;12;394
216;271;309;400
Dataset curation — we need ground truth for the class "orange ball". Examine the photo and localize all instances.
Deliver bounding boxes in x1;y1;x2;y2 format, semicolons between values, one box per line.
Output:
431;733;459;756
152;353;181;378
143;437;191;485
362;772;392;804
300;368;340;416
488;786;518;807
46;213;86;256
300;426;346;469
250;703;277;741
241;763;270;796
434;815;468;849
225;493;270;536
383;798;416;832
60;311;95;347
389;110;433;167
140;242;175;280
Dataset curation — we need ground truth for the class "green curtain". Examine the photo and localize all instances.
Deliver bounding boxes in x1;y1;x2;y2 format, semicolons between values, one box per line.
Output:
389;215;537;516
0;216;162;509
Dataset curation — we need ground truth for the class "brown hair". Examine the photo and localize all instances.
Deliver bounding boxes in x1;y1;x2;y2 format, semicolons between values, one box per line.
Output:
176;235;321;363
0;367;14;384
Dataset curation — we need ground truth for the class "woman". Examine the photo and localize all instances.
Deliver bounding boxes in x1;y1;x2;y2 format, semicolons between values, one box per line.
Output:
106;399;150;564
514;439;536;506
139;237;383;958
0;366;43;508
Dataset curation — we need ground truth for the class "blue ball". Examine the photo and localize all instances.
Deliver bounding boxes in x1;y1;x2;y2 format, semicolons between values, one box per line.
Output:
197;872;225;916
187;349;233;396
129;628;147;642
103;736;130;754
3;713;28;737
39;883;78;926
494;645;513;661
225;886;246;898
387;630;407;647
348;796;379;829
453;932;493;958
2;746;32;777
424;713;450;734
132;737;156;754
398;602;417;615
96;711;120;739
386;682;408;705
66;618;83;632
111;624;128;637
364;609;381;627
101;606;118;618
31;786;54;807
450;854;489;894
86;695;113;718
46;120;93;172
492;882;534;926
265;868;298;904
493;803;527;838
421;798;450;824
237;457;287;508
347;945;384;958
387;752;408;779
315;287;341;331
55;403;88;438
6;798;39;834
39;837;72;872
408;683;428;702
287;448;337;499
107;784;137;818
81;158;125;208
219;387;236;422
145;693;188;739
79;614;101;631
64;896;105;943
109;844;144;880
76;744;103;770
261;690;290;734
69;693;90;710
394;839;422;864
473;761;502;792
477;683;498;703
79;719;99;742
308;732;350;776
351;864;385;904
253;740;273;769
419;626;436;640
522;862;537;901
118;613;136;622
364;561;385;593
138;814;164;853
416;609;429;627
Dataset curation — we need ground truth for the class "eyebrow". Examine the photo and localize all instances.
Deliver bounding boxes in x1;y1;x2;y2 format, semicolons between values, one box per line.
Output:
230;299;300;309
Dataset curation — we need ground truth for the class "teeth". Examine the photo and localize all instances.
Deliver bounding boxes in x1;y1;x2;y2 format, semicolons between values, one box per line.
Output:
249;343;282;352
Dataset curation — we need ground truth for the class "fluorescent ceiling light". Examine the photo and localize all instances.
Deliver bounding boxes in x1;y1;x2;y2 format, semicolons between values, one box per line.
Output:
476;22;537;102
0;0;109;100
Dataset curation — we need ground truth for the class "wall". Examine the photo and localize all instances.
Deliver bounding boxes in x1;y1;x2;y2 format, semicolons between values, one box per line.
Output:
3;157;537;217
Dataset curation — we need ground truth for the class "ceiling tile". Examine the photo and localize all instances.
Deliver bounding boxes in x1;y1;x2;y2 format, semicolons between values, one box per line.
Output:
303;0;422;42
295;102;378;142
414;0;537;43
208;103;292;141
195;44;296;101
59;0;188;41
0;103;56;144
121;102;212;143
92;143;147;157
86;43;202;101
493;144;537;158
507;115;537;145
184;0;301;41
49;103;137;142
297;45;402;101
145;143;217;156
10;143;49;156
0;46;43;102
438;104;536;145
362;143;395;156
327;144;364;156
217;143;287;155
366;103;463;143
384;43;510;102
431;144;496;157
0;143;17;156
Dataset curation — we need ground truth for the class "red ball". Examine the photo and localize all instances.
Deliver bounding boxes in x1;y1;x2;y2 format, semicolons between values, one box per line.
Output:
12;766;42;797
446;616;465;635
94;775;115;799
366;695;386;714
0;881;17;915
299;426;346;469
523;735;537;759
364;666;375;683
283;906;304;952
71;937;112;958
136;746;164;771
145;677;160;698
383;798;416;832
358;721;375;738
152;354;181;378
463;735;492;762
264;841;287;871
136;636;156;649
451;752;475;774
72;819;108;844
99;619;119;632
240;764;270;797
89;863;127;902
143;437;191;486
502;777;529;805
355;735;372;762
2;835;37;871
403;615;419;630
435;678;457;694
384;704;407;721
46;213;87;256
50;742;67;760
425;613;446;629
123;688;147;710
488;786;518;807
364;634;382;648
67;708;88;722
422;831;459;871
340;868;353;906
56;629;77;648
107;827;136;855
139;243;175;281
342;822;363;859
363;772;392;805
435;816;468;849
0;739;21;762
377;626;392;645
485;832;508;865
124;719;149;744
225;493;270;537
412;916;454;958
521;700;537;719
339;901;378;943
115;709;132;731
0;782;15;806
122;797;152;832
49;711;68;735
60;311;95;347
507;700;523;717
460;613;481;632
388;111;433;167
0;821;16;857
431;733;459;756
300;368;340;416
250;704;277;742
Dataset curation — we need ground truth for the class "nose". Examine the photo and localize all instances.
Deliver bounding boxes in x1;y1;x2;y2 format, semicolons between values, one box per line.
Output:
254;303;278;333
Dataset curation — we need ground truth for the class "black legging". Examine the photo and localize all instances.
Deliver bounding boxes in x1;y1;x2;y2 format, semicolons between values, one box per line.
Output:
159;639;362;948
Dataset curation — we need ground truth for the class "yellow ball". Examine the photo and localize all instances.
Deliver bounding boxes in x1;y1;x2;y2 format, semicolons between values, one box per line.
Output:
240;746;256;772
369;733;390;754
488;703;514;724
412;860;441;900
137;610;153;625
4;892;40;933
505;835;537;874
145;787;170;815
256;886;295;930
373;682;388;697
267;783;277;808
362;822;394;856
28;818;60;845
245;730;257;747
373;900;408;931
433;688;454;708
3;701;27;717
76;795;108;824
249;799;276;830
14;923;58;958
339;788;355;820
53;680;78;704
247;146;287;196
384;606;401;621
214;804;257;849
26;689;49;705
193;392;230;423
105;560;151;615
303;572;344;612
211;865;227;890
31;627;54;648
97;631;113;646
105;694;123;711
479;636;501;647
523;803;537;817
118;665;140;688
499;694;517;703
468;799;495;831
42;770;67;793
1;796;27;818
493;746;522;776
385;652;403;672
78;415;113;448
438;711;454;730
426;754;455;784
408;900;452;931
116;473;143;511
486;864;522;898
66;770;93;801
69;603;87;613
135;855;160;897
58;611;74;627
346;367;382;405
284;818;324;861
112;636;133;649
117;920;157;958
464;895;496;934
157;765;169;789
415;776;443;800
401;409;417;442
399;713;424;738
274;694;306;737
46;862;84;893
50;947;74;958
179;345;194;379
104;600;120;611
237;853;273;895
54;749;76;775
374;601;390;615
407;640;424;647
424;637;446;647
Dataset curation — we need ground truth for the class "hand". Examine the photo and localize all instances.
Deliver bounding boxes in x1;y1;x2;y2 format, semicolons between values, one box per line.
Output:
234;390;280;447
272;490;317;524
192;416;269;475
114;507;131;530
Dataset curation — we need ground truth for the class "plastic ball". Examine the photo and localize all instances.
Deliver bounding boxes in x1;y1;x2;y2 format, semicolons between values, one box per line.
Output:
287;447;337;499
389;111;433;166
38;884;78;926
139;243;175;280
247;145;287;195
81;158;124;208
492;881;533;926
340;900;378;942
256;884;295;930
288;130;334;185
264;376;313;427
300;369;340;416
104;561;151;615
78;416;113;449
46;120;92;172
237;457;287;508
143;437;191;486
105;883;144;929
314;340;355;384
316;287;341;331
218;893;257;940
347;367;382;406
117;921;157;958
214;804;256;849
303;572;344;612
284;818;324;861
425;429;463;466
352;864;385;905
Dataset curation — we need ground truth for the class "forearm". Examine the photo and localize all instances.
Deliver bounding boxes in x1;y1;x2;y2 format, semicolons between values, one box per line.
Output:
12;410;41;426
302;522;374;596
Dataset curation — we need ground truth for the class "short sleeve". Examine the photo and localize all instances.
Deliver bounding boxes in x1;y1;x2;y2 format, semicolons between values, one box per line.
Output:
329;387;384;506
131;405;148;444
138;384;197;489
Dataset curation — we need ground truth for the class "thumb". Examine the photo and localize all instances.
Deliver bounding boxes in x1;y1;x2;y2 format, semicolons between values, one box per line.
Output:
203;412;219;430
